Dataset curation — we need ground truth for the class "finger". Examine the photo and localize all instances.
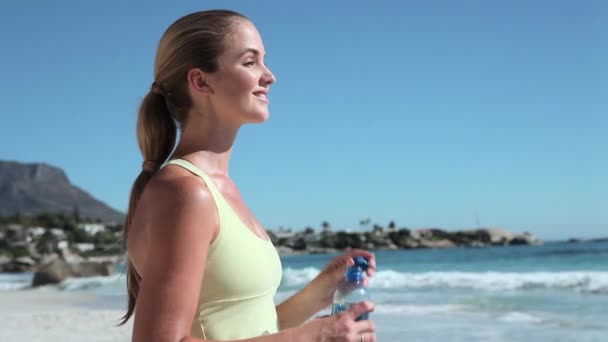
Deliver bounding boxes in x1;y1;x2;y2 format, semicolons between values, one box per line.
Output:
359;332;377;342
347;301;375;320
353;319;375;333
346;250;376;276
347;249;375;262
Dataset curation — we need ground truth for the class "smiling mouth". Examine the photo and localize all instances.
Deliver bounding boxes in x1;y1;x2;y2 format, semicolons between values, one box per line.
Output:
253;93;269;102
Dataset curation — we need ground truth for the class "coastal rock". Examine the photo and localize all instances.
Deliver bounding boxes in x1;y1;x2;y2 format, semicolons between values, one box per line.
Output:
510;232;542;246
483;228;515;245
418;239;456;249
32;258;72;286
276;246;295;255
0;256;37;273
70;261;114;277
32;258;115;287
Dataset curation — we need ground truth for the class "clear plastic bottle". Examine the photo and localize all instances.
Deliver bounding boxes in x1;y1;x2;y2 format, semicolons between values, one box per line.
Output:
330;256;371;321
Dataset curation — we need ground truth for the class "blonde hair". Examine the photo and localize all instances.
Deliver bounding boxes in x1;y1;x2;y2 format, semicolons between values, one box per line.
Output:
120;9;248;325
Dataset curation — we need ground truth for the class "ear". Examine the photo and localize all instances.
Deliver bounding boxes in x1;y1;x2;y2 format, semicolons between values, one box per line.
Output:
187;68;214;96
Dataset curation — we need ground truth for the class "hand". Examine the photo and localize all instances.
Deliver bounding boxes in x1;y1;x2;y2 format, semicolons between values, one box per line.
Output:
311;249;377;307
301;301;376;342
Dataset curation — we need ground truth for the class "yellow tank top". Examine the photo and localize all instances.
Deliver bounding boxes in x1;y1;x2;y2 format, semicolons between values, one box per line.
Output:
165;159;283;340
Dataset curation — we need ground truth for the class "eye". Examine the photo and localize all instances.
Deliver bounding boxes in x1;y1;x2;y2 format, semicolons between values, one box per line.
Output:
243;61;256;67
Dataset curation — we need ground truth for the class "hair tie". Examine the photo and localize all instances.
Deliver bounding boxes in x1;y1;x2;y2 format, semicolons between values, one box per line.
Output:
150;81;169;97
142;160;161;173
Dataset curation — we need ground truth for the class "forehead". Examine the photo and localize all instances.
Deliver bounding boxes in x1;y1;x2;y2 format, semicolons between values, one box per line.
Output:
222;20;266;58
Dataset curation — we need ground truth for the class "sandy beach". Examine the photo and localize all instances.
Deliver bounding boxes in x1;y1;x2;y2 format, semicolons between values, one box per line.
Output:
0;290;132;342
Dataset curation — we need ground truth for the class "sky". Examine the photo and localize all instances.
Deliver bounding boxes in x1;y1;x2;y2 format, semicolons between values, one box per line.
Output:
0;1;606;240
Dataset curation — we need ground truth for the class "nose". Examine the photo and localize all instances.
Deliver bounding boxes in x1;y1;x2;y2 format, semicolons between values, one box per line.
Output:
261;65;276;86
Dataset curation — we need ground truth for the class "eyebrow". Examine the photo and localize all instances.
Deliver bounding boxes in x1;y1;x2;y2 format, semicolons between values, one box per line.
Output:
238;48;265;58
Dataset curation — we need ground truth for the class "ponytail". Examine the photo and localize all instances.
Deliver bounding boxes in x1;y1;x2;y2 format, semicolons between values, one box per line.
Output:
119;90;176;325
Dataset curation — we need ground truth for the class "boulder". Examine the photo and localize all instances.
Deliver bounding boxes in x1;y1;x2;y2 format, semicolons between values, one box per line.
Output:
0;256;38;272
32;258;115;287
32;258;72;286
510;232;542;246
276;246;295;255
419;239;456;248
70;261;114;277
0;254;10;265
483;228;515;245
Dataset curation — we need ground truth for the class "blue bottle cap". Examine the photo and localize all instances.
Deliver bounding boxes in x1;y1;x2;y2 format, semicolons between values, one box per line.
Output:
345;256;369;282
353;256;370;271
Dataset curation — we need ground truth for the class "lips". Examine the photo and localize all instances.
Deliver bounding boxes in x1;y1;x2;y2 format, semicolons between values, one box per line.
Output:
253;91;269;102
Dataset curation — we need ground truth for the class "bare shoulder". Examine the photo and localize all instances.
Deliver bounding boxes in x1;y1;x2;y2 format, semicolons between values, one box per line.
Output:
144;164;214;212
129;164;219;271
128;165;221;341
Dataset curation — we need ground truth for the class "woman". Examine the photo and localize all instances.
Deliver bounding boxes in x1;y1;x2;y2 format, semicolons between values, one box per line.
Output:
122;9;377;342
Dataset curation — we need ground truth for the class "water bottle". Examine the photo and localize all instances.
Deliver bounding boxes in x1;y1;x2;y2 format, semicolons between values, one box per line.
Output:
331;256;371;321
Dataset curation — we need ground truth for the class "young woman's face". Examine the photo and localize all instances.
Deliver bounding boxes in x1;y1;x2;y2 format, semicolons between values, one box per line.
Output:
207;20;276;124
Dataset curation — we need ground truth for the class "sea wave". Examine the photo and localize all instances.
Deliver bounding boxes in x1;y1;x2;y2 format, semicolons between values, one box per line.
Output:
281;268;608;294
57;275;123;291
0;272;33;291
0;272;123;292
3;268;607;294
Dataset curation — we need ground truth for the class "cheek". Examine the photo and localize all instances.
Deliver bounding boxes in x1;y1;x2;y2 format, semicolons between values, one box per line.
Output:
223;71;257;95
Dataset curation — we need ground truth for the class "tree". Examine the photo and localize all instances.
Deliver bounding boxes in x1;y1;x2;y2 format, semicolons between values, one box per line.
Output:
11;210;22;224
94;230;118;245
72;205;81;223
71;228;94;243
359;218;371;230
34;213;62;228
321;221;331;232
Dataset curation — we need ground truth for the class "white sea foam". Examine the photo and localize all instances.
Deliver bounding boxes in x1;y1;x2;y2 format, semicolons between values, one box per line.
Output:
498;312;544;324
3;268;608;296
281;268;608;294
281;267;321;287
0;273;32;291
373;303;468;315
58;275;123;291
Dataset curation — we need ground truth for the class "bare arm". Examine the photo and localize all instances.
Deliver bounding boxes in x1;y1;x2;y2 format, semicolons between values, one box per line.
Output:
276;249;377;329
130;174;216;342
276;281;329;329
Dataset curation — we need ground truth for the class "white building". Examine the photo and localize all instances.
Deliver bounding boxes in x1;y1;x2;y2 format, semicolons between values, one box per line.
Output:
50;228;66;239
79;223;106;235
57;240;69;250
27;226;47;238
74;243;96;253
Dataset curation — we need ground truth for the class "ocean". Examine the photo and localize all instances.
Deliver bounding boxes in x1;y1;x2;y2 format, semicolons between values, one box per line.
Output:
2;241;607;341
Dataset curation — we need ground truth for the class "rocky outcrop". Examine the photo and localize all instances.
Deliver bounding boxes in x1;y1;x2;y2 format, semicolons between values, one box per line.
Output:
273;227;543;255
31;258;114;287
0;256;37;272
483;228;542;246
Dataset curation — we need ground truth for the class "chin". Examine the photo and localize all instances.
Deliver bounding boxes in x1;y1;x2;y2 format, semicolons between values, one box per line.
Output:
248;110;270;123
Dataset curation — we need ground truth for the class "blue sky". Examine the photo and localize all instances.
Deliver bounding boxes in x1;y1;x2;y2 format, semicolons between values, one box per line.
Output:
0;1;606;240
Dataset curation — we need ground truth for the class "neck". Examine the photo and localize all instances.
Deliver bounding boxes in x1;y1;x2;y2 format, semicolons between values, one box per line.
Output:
170;110;240;176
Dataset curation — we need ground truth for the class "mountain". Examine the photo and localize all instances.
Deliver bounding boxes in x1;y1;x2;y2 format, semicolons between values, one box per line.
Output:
0;160;125;224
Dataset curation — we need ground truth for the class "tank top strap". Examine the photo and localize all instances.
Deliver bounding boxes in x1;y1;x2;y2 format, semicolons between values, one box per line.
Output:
165;159;226;207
